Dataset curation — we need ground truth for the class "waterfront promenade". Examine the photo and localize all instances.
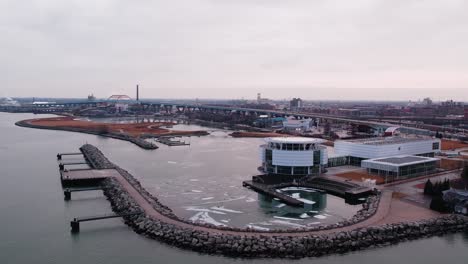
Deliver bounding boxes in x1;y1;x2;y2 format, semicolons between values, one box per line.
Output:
76;145;442;238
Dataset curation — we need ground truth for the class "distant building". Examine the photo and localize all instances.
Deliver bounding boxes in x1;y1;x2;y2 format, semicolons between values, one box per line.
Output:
256;93;270;104
465;105;468;120
282;117;313;133
335;107;377;118
260;137;328;176
290;98;303;111
107;95;132;113
0;97;20;107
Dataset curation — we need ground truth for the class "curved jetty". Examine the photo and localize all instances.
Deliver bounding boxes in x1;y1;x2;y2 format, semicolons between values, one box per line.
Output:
76;144;468;258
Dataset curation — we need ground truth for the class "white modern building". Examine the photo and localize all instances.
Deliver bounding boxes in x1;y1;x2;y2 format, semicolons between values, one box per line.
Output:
282;118;313;133
361;155;439;182
260;137;328;176
334;136;441;165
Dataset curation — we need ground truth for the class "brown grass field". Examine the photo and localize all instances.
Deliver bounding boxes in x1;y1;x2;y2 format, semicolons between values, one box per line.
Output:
24;116;206;137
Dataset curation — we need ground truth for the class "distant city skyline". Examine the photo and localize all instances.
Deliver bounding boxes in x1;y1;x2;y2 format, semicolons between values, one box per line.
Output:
1;0;467;101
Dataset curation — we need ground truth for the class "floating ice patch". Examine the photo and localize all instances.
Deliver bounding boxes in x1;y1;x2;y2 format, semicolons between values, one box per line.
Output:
270;220;305;228
300;213;310;219
296;198;316;205
256;221;274;226
245;198;257;203
191;190;203;193
189;179;199;182
314;214;327;219
277;187;318;193
273;198;280;201
276;203;286;208
247;224;270;231
189;212;226;227
199;196;247;205
201;197;214;200
309;210;319;213
292;193;300;199
185;207;226;215
273;216;303;221
210;206;243;214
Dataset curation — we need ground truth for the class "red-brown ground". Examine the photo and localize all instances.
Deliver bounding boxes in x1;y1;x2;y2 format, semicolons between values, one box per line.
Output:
441;139;468;150
229;131;289;138
24;116;207;137
439;158;465;170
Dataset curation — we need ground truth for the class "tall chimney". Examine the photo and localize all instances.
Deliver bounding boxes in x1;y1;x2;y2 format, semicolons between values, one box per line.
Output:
136;84;139;101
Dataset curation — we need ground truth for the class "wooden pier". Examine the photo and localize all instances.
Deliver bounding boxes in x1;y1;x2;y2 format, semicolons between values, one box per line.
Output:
60;168;121;186
57;152;83;160
70;212;143;232
64;187;103;200
242;181;304;207
157;137;190;146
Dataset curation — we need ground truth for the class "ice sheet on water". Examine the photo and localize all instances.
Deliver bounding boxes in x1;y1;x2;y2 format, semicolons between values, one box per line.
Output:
185;207;226;215
201;197;214;200
210;206;243;214
300;213;310;219
314;214;327;219
191;190;203;193
276;203;286;208
247;224;270;231
277;187;318;193
270;220;305;228
296;198;316;205
273;216;303;221
189;212;227;227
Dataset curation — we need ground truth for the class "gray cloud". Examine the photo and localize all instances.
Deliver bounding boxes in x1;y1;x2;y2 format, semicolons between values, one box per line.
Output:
1;0;467;100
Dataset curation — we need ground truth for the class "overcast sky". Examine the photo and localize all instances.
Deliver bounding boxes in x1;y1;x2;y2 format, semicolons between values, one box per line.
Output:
1;0;467;101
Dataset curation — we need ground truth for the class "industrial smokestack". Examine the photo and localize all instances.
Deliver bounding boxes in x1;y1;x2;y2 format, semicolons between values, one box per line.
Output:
136;84;139;101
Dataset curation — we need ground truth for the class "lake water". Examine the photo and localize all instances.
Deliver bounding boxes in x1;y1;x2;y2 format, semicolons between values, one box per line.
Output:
1;113;467;264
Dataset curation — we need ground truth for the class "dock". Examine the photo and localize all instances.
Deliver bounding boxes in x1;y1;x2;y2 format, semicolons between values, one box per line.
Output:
60;168;121;186
64;187;103;200
57;152;83;160
242;181;304;207
157;137;190;146
71;212;143;232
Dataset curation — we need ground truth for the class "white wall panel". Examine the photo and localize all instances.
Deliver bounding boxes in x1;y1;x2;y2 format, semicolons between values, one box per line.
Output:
272;150;314;166
335;139;440;159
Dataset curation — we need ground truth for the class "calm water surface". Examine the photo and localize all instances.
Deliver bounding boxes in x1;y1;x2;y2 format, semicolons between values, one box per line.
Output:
1;113;467;264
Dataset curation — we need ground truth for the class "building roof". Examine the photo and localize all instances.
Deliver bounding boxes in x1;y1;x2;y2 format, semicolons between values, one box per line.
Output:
362;155;439;167
265;137;325;144
337;136;437;146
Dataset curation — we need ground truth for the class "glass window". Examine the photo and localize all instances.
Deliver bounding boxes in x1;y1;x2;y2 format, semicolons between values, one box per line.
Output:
277;166;292;175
